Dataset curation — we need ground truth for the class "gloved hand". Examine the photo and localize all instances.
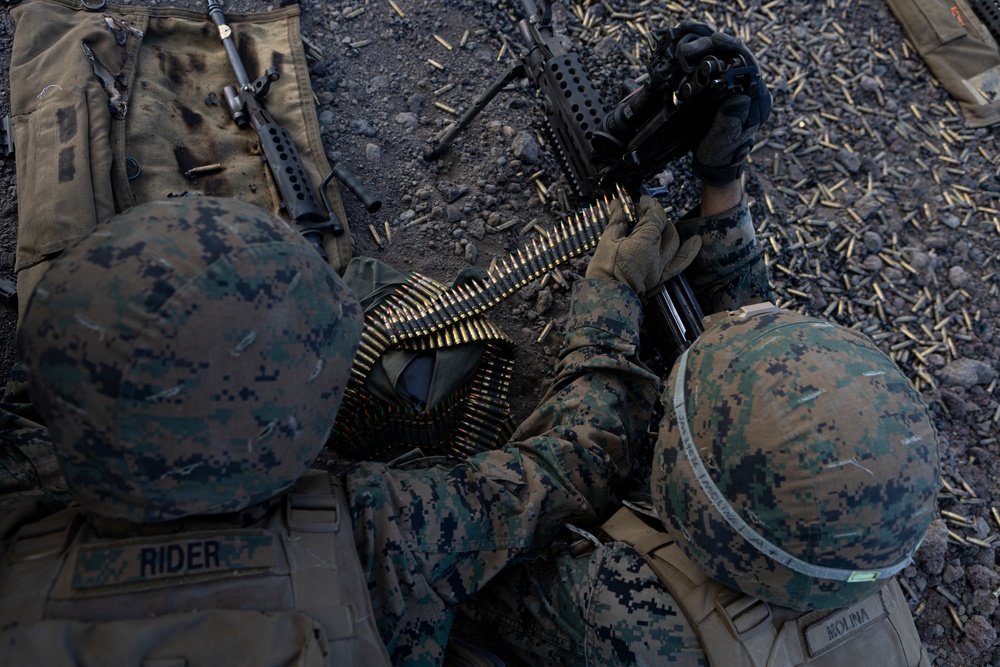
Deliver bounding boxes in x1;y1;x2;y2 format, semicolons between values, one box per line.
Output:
586;196;701;299
674;22;772;186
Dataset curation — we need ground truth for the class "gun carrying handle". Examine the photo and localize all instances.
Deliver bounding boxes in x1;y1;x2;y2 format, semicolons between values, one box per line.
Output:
327;164;381;214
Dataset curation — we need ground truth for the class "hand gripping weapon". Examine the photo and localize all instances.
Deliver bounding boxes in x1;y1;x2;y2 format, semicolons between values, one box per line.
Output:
427;1;760;365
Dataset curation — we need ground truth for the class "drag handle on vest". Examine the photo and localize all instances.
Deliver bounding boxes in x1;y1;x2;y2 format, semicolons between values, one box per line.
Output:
205;0;384;255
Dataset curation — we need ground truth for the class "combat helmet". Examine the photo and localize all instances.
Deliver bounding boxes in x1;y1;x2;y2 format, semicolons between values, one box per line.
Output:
652;305;939;610
20;197;363;524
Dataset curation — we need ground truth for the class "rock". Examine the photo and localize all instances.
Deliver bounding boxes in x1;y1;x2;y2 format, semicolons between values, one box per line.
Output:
942;563;964;584
940;358;995;388
862;230;883;253
947;265;970;288
940;214;962;229
467;219;486;239
406;93;425;113
395;112;419;130
365;143;381;162
511;130;539;164
861;255;883;272
916;519;949;561
437;181;469;203
464;242;478;264
535;288;553;315
349;119;378;137
860;74;880;92
960;615;997;656
966;564;996;590
837;148;861;174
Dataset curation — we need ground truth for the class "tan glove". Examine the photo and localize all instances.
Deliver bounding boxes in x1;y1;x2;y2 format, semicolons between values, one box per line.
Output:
586;195;702;299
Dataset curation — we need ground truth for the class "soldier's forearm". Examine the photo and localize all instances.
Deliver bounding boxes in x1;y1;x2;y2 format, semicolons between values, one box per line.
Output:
699;179;743;217
677;195;774;313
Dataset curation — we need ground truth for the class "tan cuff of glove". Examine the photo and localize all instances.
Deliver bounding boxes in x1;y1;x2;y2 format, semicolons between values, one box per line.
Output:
586;196;702;299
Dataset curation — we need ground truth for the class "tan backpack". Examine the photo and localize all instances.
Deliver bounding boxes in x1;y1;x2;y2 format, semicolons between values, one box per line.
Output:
600;507;931;667
0;471;389;666
8;0;352;322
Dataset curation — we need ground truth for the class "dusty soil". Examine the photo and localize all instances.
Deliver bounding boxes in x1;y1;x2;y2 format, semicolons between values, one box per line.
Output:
2;0;999;664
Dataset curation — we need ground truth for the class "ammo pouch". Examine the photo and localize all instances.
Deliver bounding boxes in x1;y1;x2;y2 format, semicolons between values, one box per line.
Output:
0;471;390;666
885;0;1000;127
8;0;350;322
599;507;930;667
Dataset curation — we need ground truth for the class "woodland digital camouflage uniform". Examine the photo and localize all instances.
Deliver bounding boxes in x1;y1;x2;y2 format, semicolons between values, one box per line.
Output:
457;196;939;666
0;198;662;666
676;194;772;311
456;196;768;666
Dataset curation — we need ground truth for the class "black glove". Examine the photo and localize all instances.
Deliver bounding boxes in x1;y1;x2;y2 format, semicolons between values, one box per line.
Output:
674;22;772;186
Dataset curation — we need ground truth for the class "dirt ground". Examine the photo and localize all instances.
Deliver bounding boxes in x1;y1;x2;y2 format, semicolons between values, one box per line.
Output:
2;0;999;664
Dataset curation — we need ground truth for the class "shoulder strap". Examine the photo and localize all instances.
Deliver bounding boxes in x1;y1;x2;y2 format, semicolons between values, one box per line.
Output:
600;508;929;667
601;507;784;666
284;470;390;664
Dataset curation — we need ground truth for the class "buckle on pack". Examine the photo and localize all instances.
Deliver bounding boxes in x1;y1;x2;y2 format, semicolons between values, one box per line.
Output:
285;492;340;534
1;115;13;157
9;511;83;562
716;589;773;640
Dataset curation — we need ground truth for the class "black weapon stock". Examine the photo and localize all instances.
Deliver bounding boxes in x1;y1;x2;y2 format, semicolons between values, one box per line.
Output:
205;0;380;257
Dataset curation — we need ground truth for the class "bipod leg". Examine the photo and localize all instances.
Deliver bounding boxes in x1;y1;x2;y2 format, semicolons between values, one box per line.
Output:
424;62;526;160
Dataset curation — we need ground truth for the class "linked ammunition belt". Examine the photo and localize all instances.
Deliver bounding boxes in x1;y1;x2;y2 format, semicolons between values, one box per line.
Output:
331;187;634;460
383;187;631;344
334;272;517;459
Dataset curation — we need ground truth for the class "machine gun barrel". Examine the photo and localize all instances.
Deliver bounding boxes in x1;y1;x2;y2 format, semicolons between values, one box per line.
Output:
206;0;251;88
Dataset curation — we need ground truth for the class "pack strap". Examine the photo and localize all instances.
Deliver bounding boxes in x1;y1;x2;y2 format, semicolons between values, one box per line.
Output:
599;507;788;666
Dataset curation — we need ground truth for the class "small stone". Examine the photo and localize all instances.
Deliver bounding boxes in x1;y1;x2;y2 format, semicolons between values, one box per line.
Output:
942;563;964;584
464;243;478;264
467;219;486;239
535;288;553;315
947;265;970;288
860;74;880;92
511;130;539;164
862;230;883;253
395;112;419;130
916;520;948;561
861;255;883;272
940;358;995;388
941;213;962;229
960;615;997;656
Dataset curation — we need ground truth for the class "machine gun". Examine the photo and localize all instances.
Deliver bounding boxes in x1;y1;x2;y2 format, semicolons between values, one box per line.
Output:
427;0;760;366
205;0;380;258
970;0;1000;44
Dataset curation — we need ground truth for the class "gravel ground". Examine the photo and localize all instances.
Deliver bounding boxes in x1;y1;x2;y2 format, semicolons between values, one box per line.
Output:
2;0;999;664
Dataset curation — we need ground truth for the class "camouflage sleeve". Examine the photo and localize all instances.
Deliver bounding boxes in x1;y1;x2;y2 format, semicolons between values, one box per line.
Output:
676;194;773;313
344;279;660;666
458;541;707;666
0;375;72;544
